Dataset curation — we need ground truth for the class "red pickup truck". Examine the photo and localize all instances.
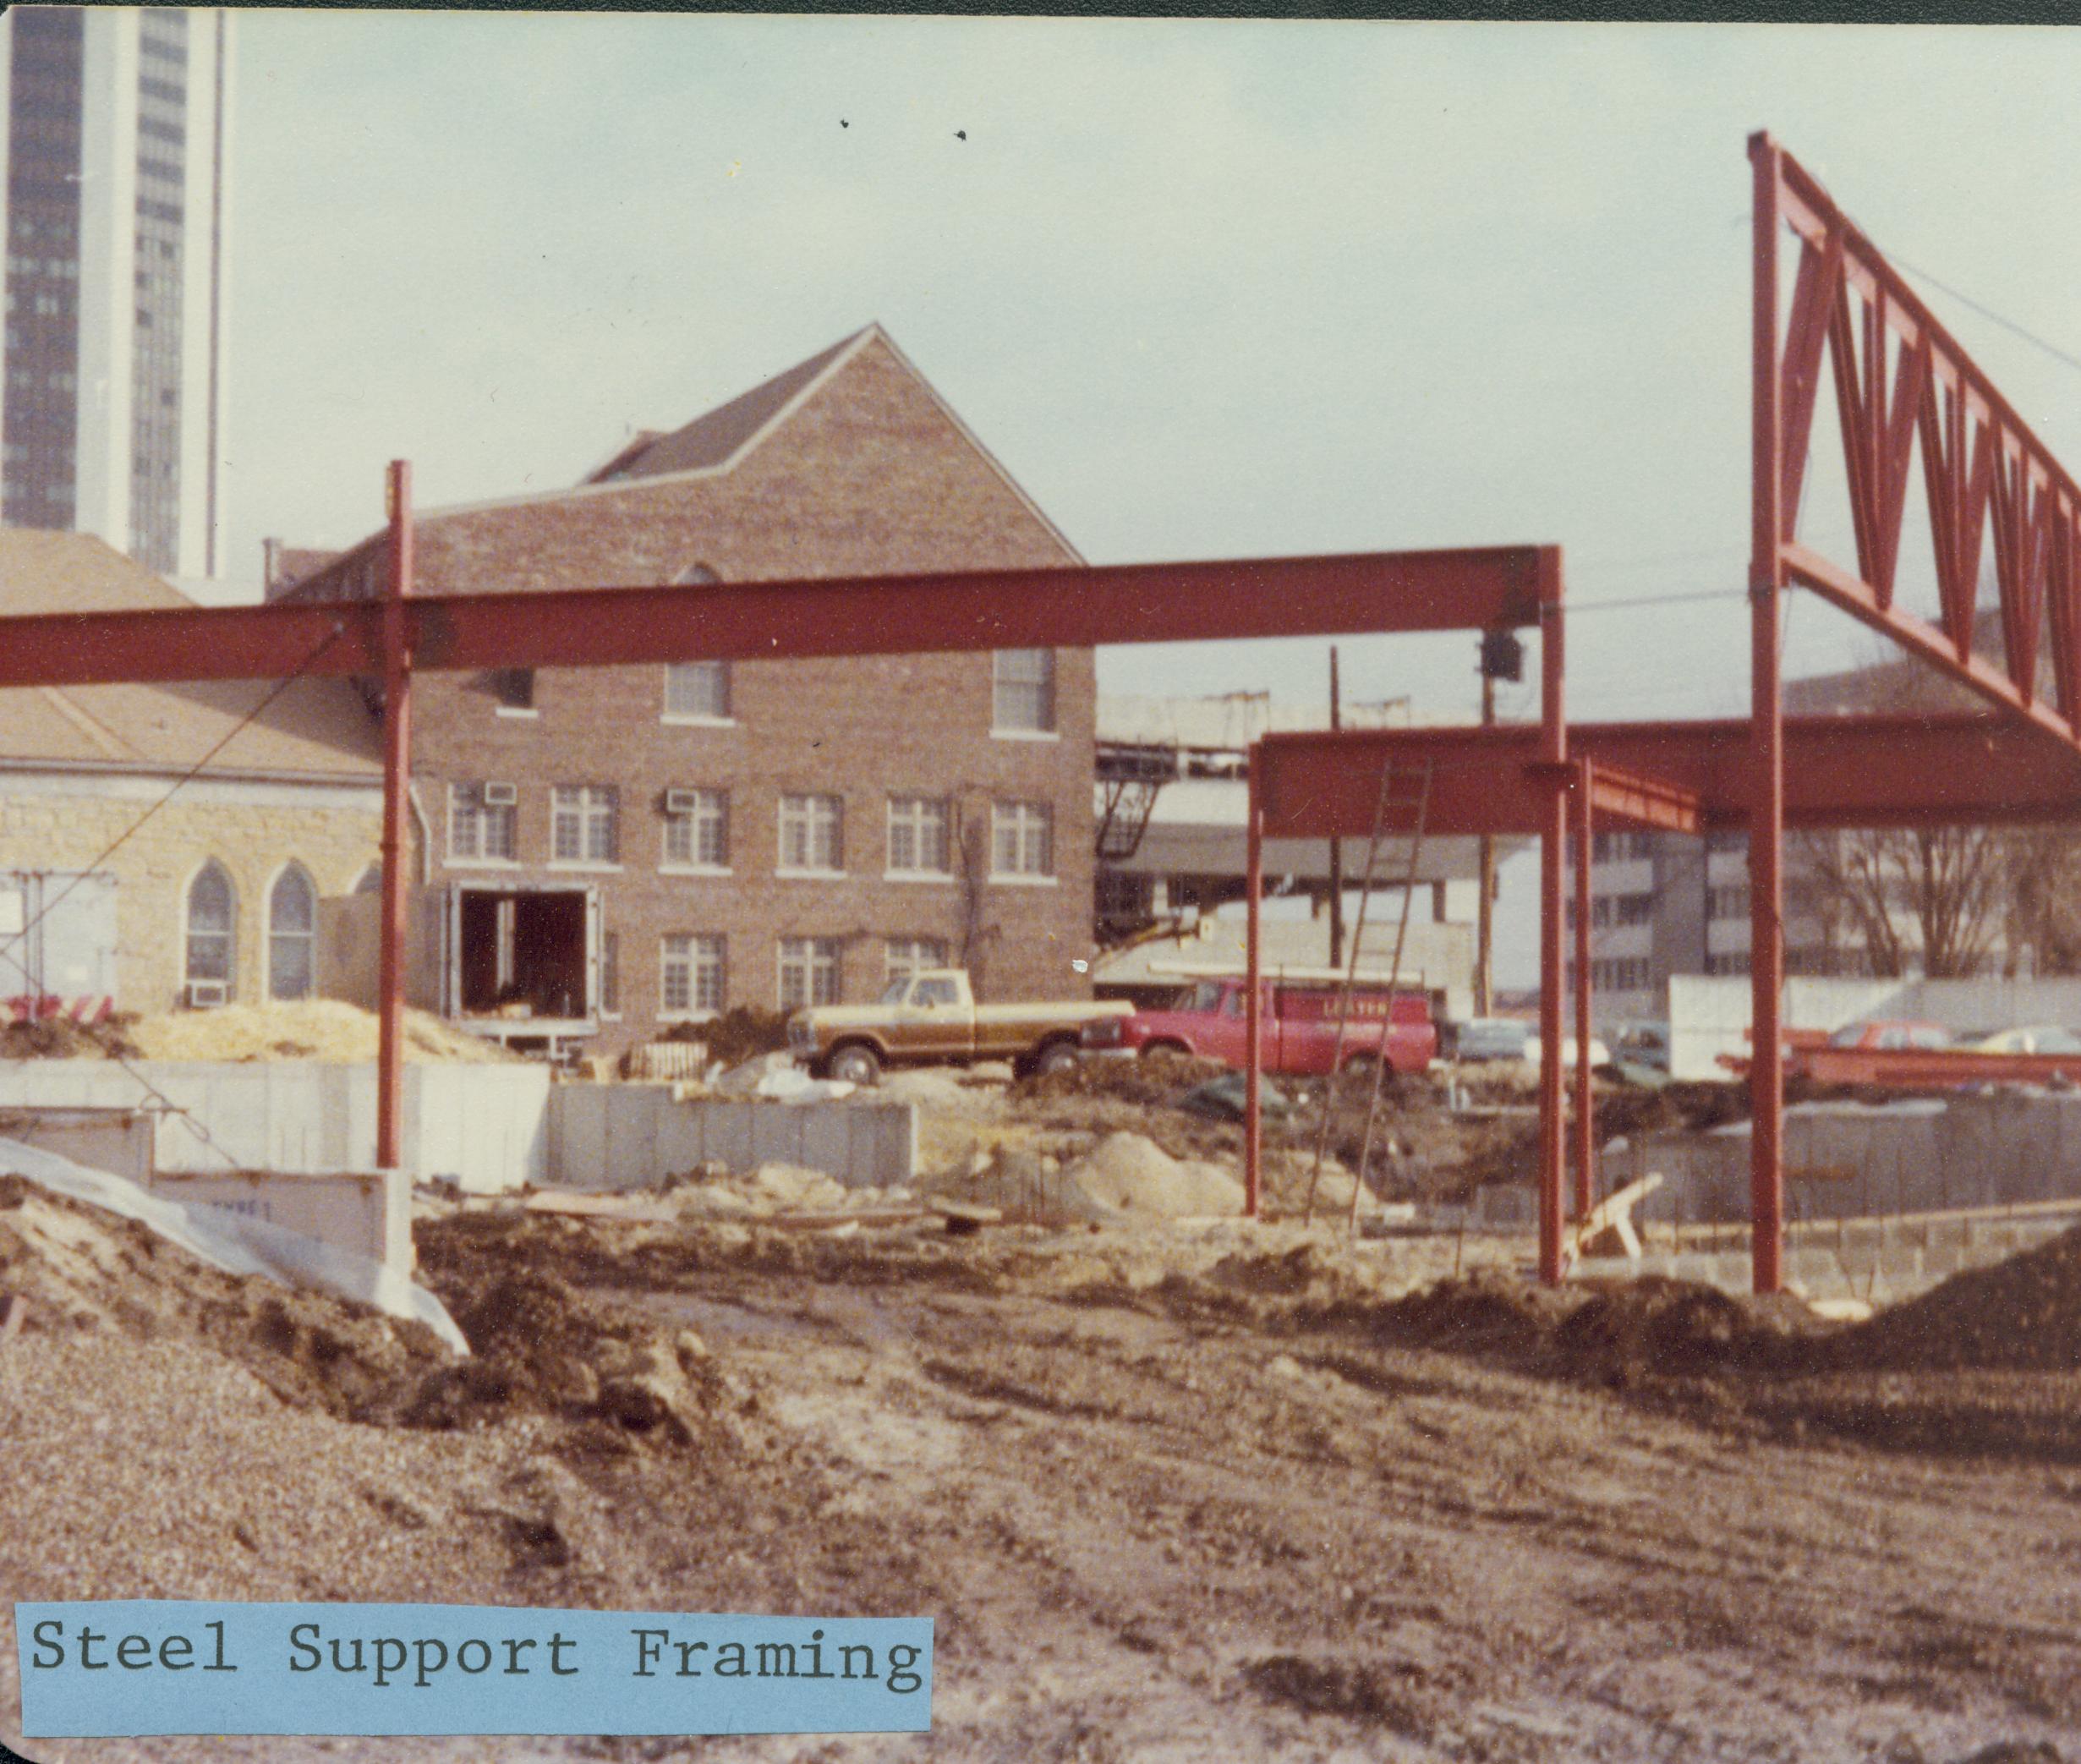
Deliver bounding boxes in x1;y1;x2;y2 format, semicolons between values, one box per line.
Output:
1083;977;1438;1076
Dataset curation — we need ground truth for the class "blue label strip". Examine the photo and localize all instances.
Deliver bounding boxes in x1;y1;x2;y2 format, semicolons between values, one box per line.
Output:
17;1602;933;1737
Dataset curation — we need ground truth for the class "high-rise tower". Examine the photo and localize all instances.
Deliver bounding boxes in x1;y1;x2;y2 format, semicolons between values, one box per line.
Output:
1;6;231;578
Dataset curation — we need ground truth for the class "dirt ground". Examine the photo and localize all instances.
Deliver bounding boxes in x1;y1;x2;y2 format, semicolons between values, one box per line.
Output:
5;1067;2081;1761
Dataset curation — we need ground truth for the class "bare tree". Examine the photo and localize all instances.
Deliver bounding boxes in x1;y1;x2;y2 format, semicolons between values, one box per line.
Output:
1792;626;2077;977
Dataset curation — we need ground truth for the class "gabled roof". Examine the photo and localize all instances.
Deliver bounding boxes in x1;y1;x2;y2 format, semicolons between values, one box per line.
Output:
585;328;871;484
0;530;380;779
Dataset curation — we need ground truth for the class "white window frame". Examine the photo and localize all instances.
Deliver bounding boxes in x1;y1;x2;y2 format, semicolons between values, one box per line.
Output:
777;792;844;876
663;660;734;725
661;787;731;873
991;648;1058;738
660;933;726;1019
990;800;1055;883
490;667;538;720
777;936;843;1010
884;795;951;879
183;859;237;996
446;781;518;866
265;862;318;1003
551;784;621;868
884;936;950;988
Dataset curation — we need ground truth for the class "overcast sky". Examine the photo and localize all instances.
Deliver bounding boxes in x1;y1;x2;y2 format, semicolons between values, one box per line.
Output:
224;15;2081;983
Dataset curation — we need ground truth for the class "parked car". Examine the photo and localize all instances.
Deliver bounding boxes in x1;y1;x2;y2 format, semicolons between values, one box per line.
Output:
787;969;1131;1085
1524;1033;1613;1071
1444;1017;1533;1063
1824;1019;1952;1052
1083;976;1438;1077
1963;1024;2081;1056
1613;1021;1672;1072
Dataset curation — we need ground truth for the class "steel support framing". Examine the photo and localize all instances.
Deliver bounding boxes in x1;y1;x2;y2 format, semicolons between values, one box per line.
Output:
1745;134;2081;1290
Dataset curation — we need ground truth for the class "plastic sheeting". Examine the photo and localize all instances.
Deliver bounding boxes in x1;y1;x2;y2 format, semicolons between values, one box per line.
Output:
0;1136;468;1356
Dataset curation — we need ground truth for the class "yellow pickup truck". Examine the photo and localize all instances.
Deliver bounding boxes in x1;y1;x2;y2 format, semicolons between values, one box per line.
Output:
787;968;1131;1086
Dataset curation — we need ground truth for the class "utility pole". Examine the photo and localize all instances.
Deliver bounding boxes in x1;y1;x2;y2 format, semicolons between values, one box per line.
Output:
1328;646;1344;968
1474;628;1522;1016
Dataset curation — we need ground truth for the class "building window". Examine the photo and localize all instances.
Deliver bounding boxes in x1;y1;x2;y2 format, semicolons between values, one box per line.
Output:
886;795;950;875
353;864;383;895
266;864;317;1002
552;785;619;864
1615;892;1655;927
600;931;621;1017
1585;956;1653;991
1707;885;1751;921
663;788;729;868
490;668;534;712
778;793;844;873
184;861;235;994
885;937;950;987
448;782;518;862
993;649;1055;733
992;801;1054;878
665;660;731;720
660;934;725;1016
778;937;842;1009
1706;950;1752;978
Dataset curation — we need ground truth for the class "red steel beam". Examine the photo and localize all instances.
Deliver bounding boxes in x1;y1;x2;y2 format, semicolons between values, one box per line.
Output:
1254;715;2081;838
1753;130;1789;1296
0;547;1553;689
1537;557;1568;1287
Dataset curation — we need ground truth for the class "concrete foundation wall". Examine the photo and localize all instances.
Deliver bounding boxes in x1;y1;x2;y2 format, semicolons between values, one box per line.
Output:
548;1086;916;1192
145;1166;413;1274
1581;1208;2081;1306
1611;1090;2081;1225
0;1060;551;1192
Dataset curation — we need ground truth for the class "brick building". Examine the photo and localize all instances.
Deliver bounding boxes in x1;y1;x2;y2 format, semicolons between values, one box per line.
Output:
0;529;383;1013
276;326;1094;1053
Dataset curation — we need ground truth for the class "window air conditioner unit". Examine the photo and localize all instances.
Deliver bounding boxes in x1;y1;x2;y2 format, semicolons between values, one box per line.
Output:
665;788;701;815
185;981;229;1010
483;782;518;807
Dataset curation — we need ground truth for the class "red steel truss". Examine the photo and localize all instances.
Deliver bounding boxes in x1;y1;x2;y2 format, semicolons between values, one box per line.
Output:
1748;134;2081;1292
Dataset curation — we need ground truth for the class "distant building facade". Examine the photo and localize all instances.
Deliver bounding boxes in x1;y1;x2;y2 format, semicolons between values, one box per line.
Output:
1;6;233;576
0;530;381;1016
275;326;1095;1053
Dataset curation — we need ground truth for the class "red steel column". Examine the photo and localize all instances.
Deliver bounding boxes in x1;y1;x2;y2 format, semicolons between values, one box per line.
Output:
1537;552;1568;1284
376;461;414;1172
1749;133;1787;1294
1572;759;1595;1222
1244;759;1264;1219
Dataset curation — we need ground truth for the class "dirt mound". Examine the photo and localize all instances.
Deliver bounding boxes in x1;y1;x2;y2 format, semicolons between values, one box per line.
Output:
0;1173;737;1452
1365;1269;1589;1357
1828;1225;2081;1373
1010;1049;1229;1108
404;1266;734;1446
128;1000;517;1064
677;1004;791;1066
1065;1131;1243;1217
0;1170;452;1419
0;1011;141;1060
1551;1277;1824;1387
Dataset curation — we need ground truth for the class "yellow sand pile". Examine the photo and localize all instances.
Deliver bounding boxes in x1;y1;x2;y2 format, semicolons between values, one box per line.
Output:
129;1000;518;1065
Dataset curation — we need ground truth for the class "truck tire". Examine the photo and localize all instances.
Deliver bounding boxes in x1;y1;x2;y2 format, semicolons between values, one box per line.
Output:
827;1043;882;1087
1033;1040;1082;1078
